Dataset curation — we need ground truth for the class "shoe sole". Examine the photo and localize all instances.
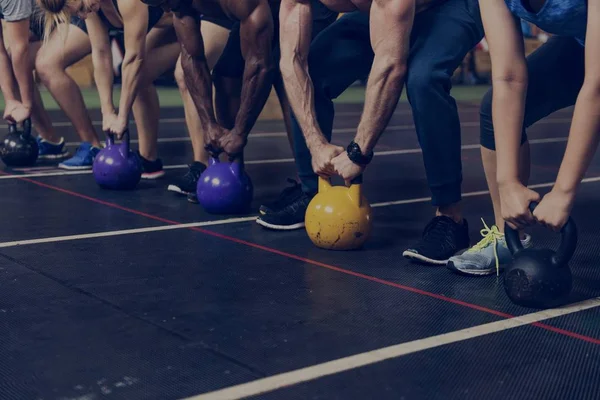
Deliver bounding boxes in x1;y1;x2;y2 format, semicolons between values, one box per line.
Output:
142;171;165;180
167;185;193;196
58;164;93;170
39;152;70;161
255;217;305;231
402;250;449;266
446;260;504;277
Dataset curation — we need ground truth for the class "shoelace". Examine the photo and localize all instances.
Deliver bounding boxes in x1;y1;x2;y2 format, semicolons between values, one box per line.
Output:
467;219;504;276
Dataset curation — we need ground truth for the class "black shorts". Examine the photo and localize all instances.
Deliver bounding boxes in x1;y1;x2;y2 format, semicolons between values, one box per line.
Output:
71;7;164;36
212;7;337;78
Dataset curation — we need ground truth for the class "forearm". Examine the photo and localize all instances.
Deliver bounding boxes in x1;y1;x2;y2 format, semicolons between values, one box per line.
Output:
232;57;274;137
11;45;33;107
554;87;600;195
492;78;528;184
92;49;115;114
117;53;144;119
181;50;219;132
354;57;406;153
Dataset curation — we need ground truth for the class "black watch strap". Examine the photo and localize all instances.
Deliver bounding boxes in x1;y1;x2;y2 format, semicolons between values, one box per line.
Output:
347;141;373;165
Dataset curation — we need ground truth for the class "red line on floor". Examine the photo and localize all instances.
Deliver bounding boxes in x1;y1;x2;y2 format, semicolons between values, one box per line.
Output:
12;174;600;345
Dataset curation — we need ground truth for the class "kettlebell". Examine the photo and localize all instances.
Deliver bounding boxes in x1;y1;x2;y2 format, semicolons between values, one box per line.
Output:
504;202;578;309
196;156;253;214
92;130;142;190
0;118;38;167
305;176;373;250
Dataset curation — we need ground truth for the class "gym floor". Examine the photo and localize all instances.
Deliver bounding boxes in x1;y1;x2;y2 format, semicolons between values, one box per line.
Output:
1;95;600;400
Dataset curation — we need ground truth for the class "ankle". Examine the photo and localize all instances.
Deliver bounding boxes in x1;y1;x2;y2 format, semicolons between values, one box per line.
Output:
436;203;463;224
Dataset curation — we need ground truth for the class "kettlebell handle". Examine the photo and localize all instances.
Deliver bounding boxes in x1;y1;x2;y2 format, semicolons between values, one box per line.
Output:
505;201;578;268
317;175;365;207
8;118;32;136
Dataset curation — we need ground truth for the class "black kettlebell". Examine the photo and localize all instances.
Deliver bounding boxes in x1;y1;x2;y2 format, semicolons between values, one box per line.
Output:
504;202;578;309
0;118;38;167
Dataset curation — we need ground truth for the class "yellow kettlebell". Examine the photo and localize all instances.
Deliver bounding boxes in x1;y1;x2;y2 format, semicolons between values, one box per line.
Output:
305;176;373;250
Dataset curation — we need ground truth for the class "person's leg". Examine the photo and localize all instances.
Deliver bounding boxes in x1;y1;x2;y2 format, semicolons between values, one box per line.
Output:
256;11;373;230
448;36;585;276
168;20;230;196
35;21;102;169
398;0;484;264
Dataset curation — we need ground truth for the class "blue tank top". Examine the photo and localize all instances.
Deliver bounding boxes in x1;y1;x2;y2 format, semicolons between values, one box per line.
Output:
505;0;587;45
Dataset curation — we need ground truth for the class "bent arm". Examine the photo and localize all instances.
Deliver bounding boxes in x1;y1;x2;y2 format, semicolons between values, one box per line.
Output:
4;19;33;108
173;12;219;133
353;0;414;154
479;0;528;185
86;15;115;115
233;0;275;138
116;0;149;121
279;0;325;151
553;4;600;196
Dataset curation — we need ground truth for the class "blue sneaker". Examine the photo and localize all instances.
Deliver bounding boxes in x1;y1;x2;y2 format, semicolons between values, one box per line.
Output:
447;219;532;276
58;142;101;170
36;136;70;161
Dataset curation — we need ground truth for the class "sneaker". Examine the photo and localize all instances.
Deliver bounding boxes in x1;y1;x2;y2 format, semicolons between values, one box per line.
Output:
58;142;101;170
447;219;532;276
36;136;69;160
402;216;470;265
256;189;314;230
137;152;165;179
168;162;206;196
259;178;303;215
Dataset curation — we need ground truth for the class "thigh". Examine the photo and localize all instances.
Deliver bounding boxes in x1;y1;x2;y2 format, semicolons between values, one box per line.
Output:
407;0;484;76
200;20;230;70
37;23;92;68
522;36;584;127
142;26;180;81
307;11;373;98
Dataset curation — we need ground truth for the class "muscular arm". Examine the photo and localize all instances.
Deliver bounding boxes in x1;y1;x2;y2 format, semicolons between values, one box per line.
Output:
4;19;33;108
116;0;149;122
173;12;219;133
230;0;275;138
479;0;528;185
553;3;600;197
353;0;414;154
279;0;324;151
86;14;115;116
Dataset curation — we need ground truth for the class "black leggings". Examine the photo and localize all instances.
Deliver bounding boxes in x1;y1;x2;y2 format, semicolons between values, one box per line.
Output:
480;36;585;150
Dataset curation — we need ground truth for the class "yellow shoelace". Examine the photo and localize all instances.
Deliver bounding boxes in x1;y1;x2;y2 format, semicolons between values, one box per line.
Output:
467;219;504;276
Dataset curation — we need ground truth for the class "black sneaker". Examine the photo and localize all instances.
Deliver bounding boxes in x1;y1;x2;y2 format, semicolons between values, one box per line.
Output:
402;216;470;265
168;162;207;197
137;152;165;179
256;190;314;230
259;178;303;215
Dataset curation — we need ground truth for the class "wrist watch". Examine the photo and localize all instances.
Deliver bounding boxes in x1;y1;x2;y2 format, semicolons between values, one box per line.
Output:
346;141;373;165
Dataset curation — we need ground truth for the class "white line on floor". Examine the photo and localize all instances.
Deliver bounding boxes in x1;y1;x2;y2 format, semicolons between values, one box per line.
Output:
1;175;599;249
0;217;256;248
57;117;571;146
0;136;570;181
183;297;600;400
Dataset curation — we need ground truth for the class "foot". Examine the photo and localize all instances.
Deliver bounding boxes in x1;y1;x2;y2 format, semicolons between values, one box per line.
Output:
168;162;206;197
256;181;314;230
259;178;303;215
36;136;70;161
447;219;532;276
403;216;470;265
58;142;101;170
137;152;165;179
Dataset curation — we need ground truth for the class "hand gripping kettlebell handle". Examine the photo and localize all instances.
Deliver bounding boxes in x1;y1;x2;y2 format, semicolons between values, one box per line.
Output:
104;130;115;147
504;201;578;268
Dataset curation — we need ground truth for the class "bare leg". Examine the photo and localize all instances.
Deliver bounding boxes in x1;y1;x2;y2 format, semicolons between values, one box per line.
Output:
35;25;100;147
481;142;531;233
28;41;60;143
132;27;180;162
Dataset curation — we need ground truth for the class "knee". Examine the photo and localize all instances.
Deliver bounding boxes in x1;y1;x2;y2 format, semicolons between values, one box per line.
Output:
35;51;63;84
406;64;451;99
479;88;496;150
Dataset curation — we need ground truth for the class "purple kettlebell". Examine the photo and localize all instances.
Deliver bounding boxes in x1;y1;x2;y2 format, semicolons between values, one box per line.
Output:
196;156;253;214
92;130;142;190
